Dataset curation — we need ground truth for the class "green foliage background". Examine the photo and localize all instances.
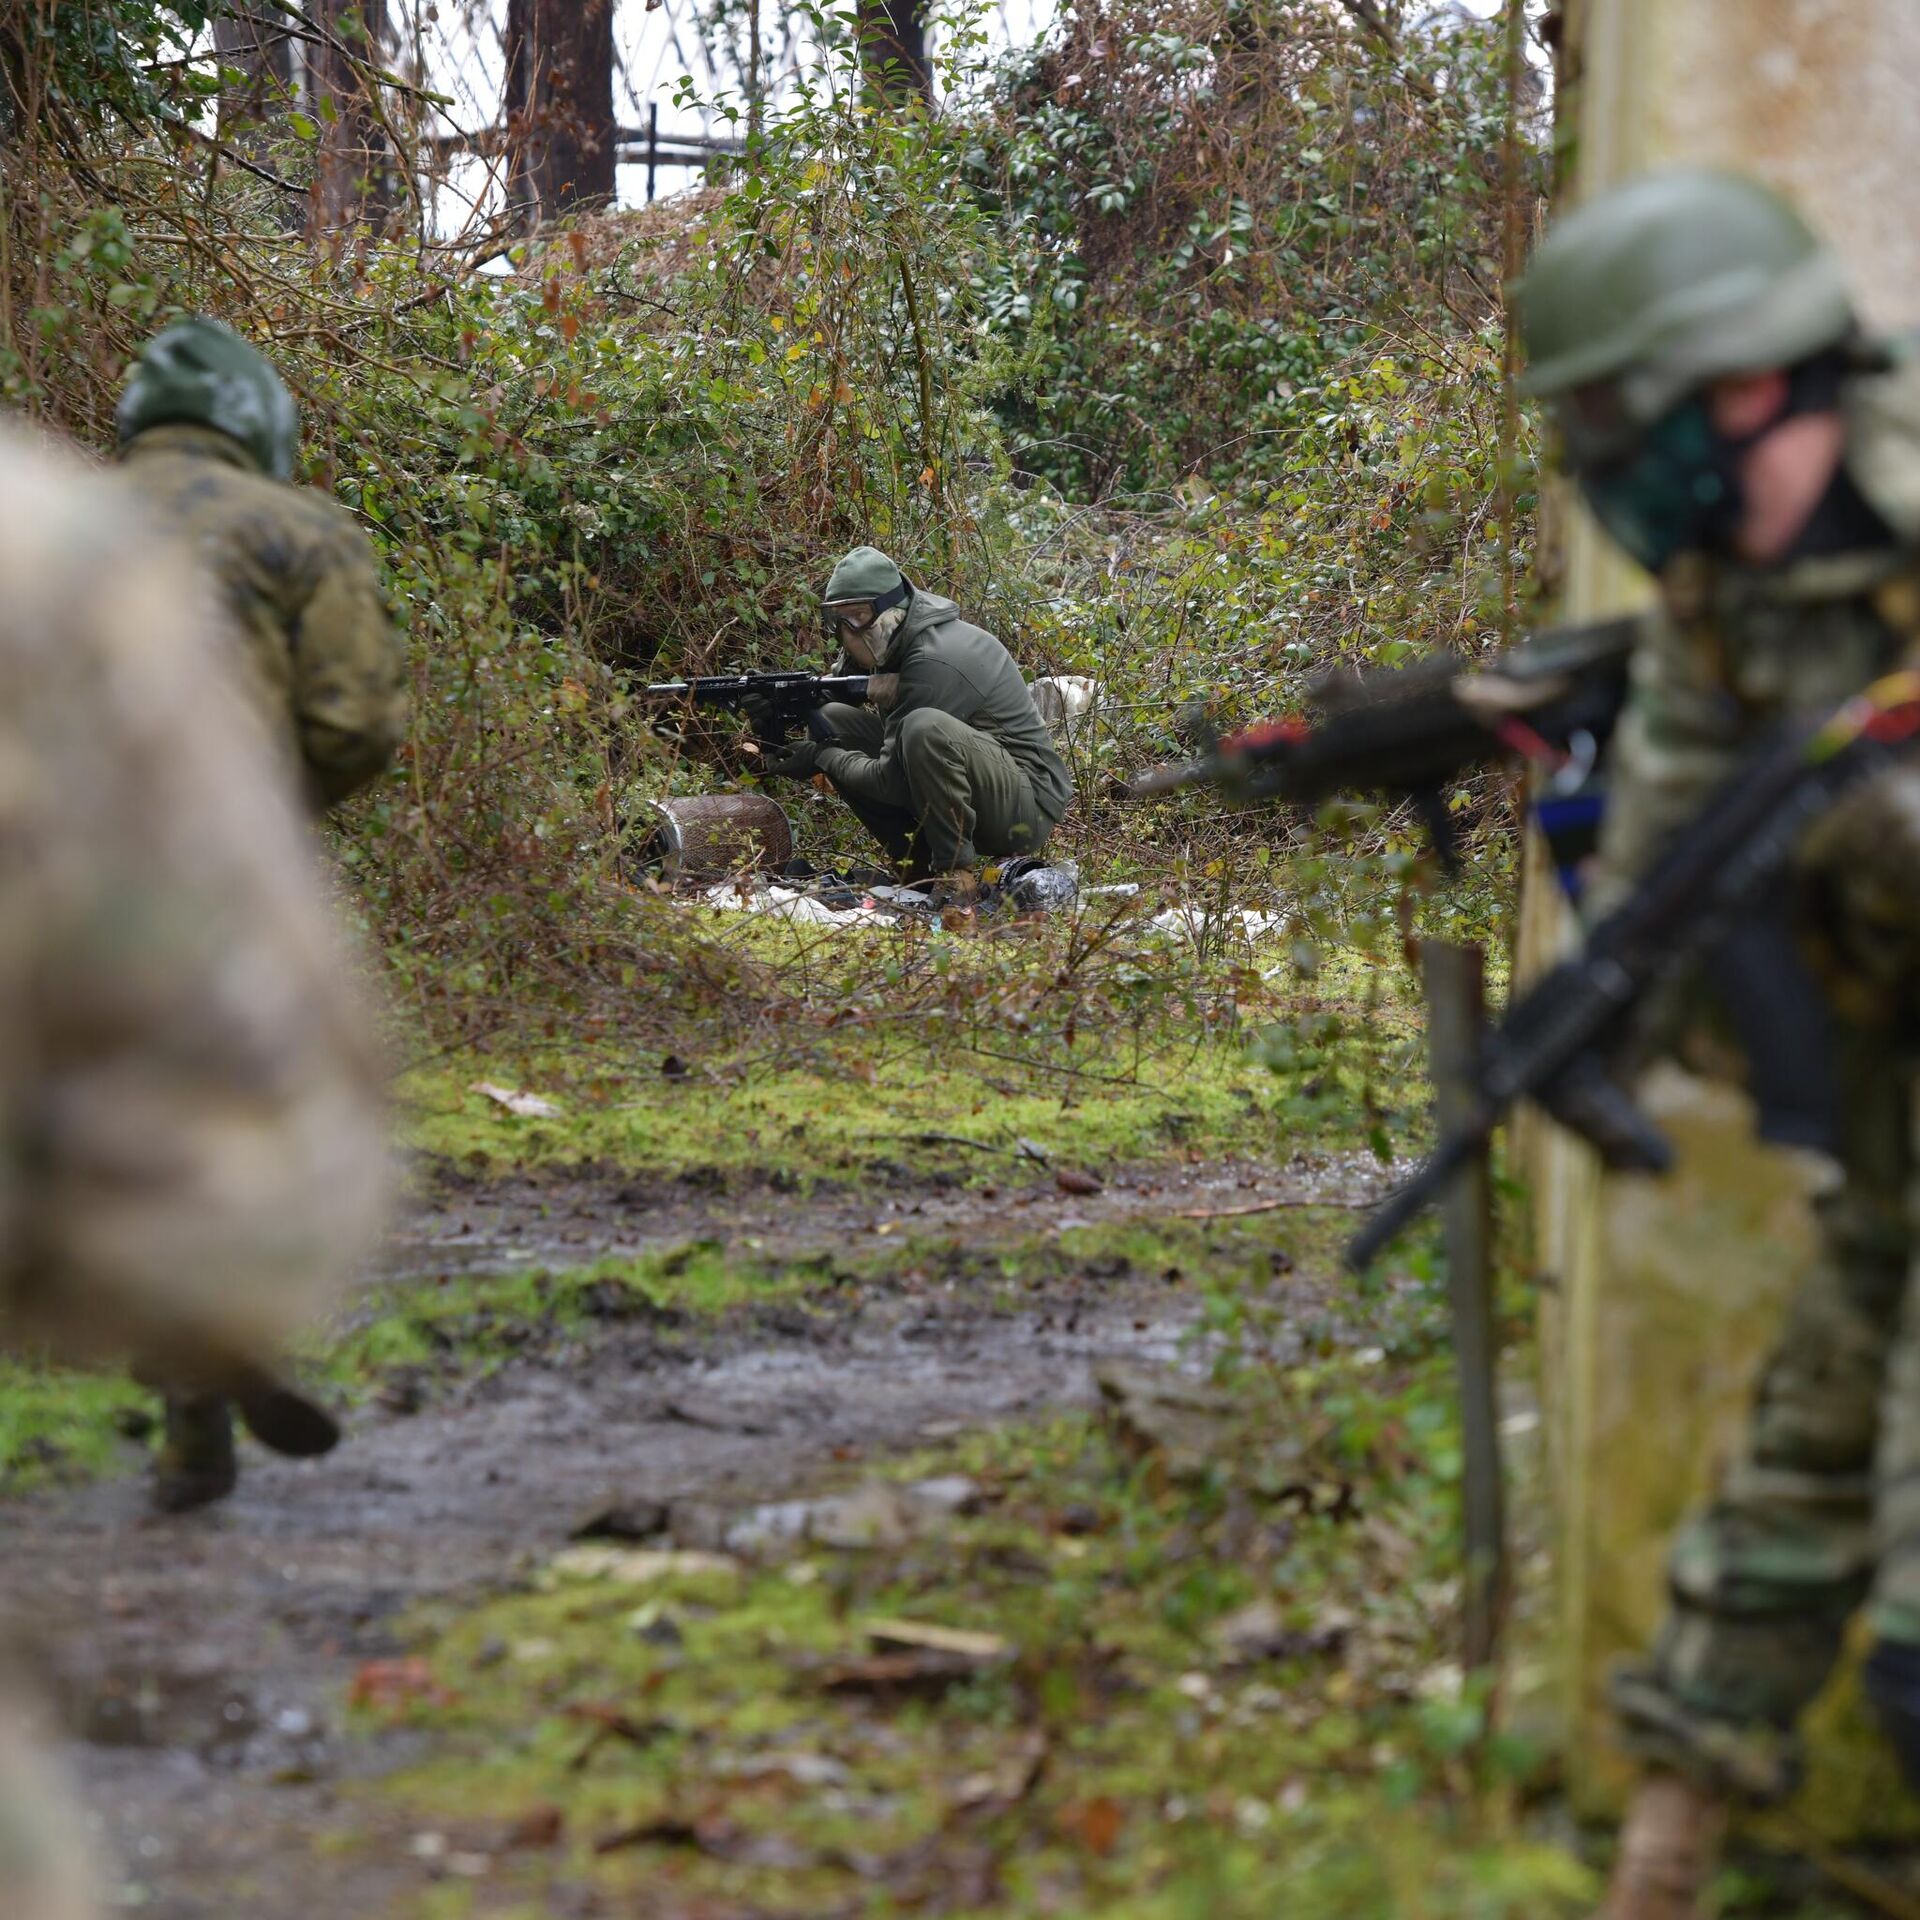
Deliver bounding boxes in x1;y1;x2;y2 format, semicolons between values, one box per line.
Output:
0;0;1540;1053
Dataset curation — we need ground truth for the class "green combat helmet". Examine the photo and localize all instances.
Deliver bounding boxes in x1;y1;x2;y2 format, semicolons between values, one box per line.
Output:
117;317;300;481
1513;169;1858;568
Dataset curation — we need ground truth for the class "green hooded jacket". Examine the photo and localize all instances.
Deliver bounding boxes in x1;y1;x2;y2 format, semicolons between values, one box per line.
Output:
815;589;1073;823
117;424;408;812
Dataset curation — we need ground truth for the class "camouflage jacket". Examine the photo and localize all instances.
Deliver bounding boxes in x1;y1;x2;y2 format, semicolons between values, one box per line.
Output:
1593;347;1920;935
117;424;408;811
0;430;389;1378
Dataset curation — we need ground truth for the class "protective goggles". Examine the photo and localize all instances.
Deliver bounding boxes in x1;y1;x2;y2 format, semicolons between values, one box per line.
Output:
822;578;909;633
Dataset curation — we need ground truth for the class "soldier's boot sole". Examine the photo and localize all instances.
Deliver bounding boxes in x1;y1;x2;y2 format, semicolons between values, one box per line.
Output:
152;1393;238;1514
229;1365;341;1459
1595;1772;1727;1920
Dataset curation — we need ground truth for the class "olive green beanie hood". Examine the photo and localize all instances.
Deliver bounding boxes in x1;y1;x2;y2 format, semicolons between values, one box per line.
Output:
823;545;907;605
117;317;300;481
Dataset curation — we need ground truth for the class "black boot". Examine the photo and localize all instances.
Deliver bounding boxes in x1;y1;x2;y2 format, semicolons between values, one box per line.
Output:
152;1392;237;1513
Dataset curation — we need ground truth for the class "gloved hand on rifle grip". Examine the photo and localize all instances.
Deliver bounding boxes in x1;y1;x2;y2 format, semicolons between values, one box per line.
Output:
740;691;784;743
762;738;823;781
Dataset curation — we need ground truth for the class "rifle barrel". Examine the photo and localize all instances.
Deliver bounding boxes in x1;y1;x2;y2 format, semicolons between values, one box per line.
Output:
1346;1132;1481;1271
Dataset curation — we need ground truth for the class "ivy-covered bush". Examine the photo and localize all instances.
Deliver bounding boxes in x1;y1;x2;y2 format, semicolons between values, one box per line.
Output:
0;0;1540;1046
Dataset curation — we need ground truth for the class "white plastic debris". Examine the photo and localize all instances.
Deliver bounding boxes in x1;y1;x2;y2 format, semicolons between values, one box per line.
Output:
1030;673;1100;739
699;880;902;927
470;1081;565;1118
1145;906;1289;944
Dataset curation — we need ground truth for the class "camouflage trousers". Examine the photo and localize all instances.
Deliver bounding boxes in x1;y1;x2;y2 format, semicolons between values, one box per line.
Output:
819;704;1055;876
1615;1024;1920;1800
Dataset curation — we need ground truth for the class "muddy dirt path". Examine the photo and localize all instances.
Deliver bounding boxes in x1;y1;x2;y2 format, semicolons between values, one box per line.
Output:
1;1150;1394;1919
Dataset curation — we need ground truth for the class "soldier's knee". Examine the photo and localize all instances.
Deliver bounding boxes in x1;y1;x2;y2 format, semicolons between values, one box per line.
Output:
1864;1638;1920;1791
817;701;864;741
895;706;970;771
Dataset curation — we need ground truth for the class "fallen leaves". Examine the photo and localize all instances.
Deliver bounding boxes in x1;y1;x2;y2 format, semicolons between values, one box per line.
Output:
347;1658;457;1715
1055;1793;1126;1857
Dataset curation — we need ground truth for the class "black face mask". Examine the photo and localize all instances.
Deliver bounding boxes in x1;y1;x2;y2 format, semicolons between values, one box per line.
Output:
1567;352;1857;574
1574;399;1744;573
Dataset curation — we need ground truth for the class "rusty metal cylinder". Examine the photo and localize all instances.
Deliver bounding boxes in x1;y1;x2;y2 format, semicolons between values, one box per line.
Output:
640;792;793;885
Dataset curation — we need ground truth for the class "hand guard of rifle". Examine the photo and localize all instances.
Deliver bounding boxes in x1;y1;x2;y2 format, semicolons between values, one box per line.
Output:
643;669;872;752
1345;669;1920;1272
1123;619;1639;864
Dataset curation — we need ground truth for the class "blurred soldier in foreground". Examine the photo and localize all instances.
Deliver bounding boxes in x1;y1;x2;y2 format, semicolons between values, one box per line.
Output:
114;315;405;1504
755;546;1072;906
1518;171;1920;1917
0;429;387;1912
115;316;408;811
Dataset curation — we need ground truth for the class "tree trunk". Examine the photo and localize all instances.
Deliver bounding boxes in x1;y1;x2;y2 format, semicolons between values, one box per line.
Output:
305;0;392;237
856;1;931;106
504;0;617;225
212;4;296;139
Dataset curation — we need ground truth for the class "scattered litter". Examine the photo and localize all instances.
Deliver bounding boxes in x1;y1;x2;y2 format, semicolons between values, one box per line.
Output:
1030;673;1099;739
1146;906;1289;945
865;1618;1010;1663
701;879;904;928
469;1081;565;1119
547;1545;740;1586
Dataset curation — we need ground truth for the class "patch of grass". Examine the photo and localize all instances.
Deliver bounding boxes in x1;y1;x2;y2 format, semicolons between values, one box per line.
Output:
0;1356;151;1491
398;958;1425;1188
0;1198;1405;1501
342;1338;1597;1920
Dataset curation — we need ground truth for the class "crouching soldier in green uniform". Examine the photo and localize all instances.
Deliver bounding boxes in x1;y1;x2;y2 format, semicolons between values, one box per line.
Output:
116;316;408;812
758;546;1072;905
113;317;406;1509
1517;171;1920;1917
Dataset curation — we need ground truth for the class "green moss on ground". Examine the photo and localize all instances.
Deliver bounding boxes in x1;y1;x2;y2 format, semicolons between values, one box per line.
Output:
397;943;1425;1184
339;1338;1598;1920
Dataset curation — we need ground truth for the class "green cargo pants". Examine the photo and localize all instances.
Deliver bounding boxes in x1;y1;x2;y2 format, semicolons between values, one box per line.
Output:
1614;1023;1920;1799
818;703;1055;876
